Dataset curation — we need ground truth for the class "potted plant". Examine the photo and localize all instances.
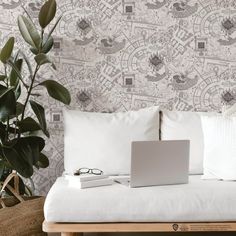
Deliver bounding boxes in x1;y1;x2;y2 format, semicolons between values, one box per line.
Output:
0;0;70;195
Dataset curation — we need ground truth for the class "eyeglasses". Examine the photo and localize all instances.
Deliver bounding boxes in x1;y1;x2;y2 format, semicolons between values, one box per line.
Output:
74;168;103;176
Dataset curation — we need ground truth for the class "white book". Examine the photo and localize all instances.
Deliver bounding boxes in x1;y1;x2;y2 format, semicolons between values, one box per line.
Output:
65;174;108;182
67;177;114;189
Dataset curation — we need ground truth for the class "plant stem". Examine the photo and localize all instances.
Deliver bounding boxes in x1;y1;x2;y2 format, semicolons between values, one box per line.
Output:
4;65;10;142
6;118;10;143
20;27;44;125
40;29;44;49
7;60;28;89
20;65;40;122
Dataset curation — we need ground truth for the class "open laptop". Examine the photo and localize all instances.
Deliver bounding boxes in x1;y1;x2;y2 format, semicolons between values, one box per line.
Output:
115;140;190;188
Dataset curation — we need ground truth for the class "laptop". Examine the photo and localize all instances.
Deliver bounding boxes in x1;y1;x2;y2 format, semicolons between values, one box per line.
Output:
115;140;190;187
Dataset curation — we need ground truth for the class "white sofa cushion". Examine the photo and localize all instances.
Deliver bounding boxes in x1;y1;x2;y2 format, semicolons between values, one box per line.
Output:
44;175;236;222
201;115;236;180
64;106;160;175
161;111;215;174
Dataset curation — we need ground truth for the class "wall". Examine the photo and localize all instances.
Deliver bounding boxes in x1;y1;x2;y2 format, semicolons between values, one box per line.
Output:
0;0;236;195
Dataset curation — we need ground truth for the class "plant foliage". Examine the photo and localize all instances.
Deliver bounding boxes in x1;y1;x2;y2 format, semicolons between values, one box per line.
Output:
0;0;70;189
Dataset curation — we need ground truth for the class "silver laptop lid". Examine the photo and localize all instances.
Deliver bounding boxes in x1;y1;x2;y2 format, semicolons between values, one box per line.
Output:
130;140;190;188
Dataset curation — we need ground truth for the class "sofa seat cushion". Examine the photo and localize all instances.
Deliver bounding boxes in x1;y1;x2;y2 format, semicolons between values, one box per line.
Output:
44;175;236;223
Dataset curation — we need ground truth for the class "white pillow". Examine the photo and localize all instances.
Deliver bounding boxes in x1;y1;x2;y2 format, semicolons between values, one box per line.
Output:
64;106;160;175
201;115;236;180
161;110;215;174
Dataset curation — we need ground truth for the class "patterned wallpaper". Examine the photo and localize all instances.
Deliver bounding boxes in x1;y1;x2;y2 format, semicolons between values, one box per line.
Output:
1;0;236;195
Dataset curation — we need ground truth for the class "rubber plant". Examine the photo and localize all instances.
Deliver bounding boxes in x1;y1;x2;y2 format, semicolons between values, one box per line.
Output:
0;0;70;194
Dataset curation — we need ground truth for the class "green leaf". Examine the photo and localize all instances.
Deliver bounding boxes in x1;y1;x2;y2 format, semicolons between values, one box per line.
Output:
10;102;24;119
19;51;33;77
3;136;45;178
0;84;7;97
42;35;54;54
39;15;61;54
0;123;6;142
9;101;24;118
30;100;49;137
26;136;45;152
39;0;57;29
39;80;71;105
37;153;49;168
0;86;16;121
0;75;6;81
34;53;56;70
34;53;54;68
16;102;24;117
15;83;21;100
52;63;56;70
17;117;41;133
9;52;21;90
0;160;5;179
10;58;23;87
7;58;23;100
18;15;41;49
0;37;15;64
28;35;54;56
3;145;33;178
7;60;25;87
30;47;38;55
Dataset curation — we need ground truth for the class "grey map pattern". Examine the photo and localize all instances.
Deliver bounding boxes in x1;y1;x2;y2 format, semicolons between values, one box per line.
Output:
0;0;236;195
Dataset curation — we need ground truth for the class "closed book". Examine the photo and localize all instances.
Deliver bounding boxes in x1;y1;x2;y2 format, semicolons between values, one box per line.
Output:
65;174;108;182
67;177;113;189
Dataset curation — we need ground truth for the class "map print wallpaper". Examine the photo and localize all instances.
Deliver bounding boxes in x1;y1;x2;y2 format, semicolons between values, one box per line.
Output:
1;0;236;194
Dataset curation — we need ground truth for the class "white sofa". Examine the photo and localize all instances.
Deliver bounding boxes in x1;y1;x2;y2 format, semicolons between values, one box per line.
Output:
43;109;236;235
